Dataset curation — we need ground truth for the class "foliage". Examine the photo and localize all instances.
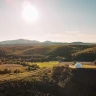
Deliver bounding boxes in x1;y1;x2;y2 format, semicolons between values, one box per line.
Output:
37;68;52;84
27;64;40;71
72;61;76;65
0;68;12;74
0;45;96;62
0;80;56;96
72;47;96;61
20;62;28;66
56;56;66;62
38;72;50;84
51;65;72;87
14;69;23;73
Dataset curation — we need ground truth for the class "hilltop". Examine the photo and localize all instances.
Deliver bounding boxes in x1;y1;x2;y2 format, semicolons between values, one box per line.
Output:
0;39;95;45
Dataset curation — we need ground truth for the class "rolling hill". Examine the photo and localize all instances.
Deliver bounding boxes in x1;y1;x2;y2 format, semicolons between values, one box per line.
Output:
0;39;95;45
0;39;40;45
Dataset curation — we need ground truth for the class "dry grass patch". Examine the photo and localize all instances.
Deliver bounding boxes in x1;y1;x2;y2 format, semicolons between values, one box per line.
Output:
0;64;27;73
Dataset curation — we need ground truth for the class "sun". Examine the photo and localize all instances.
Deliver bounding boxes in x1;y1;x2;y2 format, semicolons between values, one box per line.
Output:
22;2;38;22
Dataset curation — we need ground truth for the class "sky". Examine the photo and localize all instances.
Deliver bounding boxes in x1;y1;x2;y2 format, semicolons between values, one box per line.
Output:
0;0;96;42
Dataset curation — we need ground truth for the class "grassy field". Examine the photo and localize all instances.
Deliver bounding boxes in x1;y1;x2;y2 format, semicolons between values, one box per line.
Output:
26;61;58;68
35;61;58;68
30;61;96;68
0;62;96;82
0;62;96;69
59;62;96;68
0;64;27;72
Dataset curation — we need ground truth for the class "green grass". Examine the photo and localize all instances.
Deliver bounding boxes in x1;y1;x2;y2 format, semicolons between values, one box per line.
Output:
31;61;58;68
30;61;96;68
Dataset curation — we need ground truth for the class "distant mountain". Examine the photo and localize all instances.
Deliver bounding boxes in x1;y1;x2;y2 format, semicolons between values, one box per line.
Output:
43;41;53;44
0;39;40;45
43;41;63;44
71;42;94;45
0;39;95;45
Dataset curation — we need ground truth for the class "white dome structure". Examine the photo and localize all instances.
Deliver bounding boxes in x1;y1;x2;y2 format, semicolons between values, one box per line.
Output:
75;63;82;68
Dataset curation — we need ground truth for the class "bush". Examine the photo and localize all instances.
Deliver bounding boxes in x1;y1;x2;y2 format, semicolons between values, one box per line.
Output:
0;69;12;74
27;64;40;71
39;72;51;84
51;65;72;87
21;62;28;66
14;69;23;73
27;67;35;71
72;61;76;65
28;64;39;68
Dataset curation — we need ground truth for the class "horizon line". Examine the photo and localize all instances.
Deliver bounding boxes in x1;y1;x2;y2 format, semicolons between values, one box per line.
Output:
0;38;96;43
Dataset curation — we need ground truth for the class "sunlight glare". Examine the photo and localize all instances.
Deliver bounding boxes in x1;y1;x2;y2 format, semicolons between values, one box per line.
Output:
22;1;38;22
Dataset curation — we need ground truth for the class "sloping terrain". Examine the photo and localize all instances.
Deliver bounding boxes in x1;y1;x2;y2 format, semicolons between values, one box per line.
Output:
0;45;96;62
72;47;96;61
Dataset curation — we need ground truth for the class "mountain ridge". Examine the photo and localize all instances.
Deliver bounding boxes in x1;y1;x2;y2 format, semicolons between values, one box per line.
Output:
0;39;95;45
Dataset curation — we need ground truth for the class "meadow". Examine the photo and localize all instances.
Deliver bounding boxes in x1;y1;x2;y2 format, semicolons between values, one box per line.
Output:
0;61;96;82
31;61;96;68
31;61;58;68
0;64;26;71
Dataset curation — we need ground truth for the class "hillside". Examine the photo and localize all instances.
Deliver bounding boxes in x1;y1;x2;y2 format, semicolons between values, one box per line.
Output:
0;45;96;62
72;47;96;61
0;39;40;45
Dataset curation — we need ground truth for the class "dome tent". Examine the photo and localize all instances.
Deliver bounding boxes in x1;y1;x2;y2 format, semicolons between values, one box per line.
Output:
75;63;82;68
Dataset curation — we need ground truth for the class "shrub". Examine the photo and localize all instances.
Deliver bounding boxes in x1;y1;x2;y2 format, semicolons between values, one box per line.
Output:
4;69;12;74
39;72;51;84
14;69;23;73
51;65;72;87
72;61;76;65
21;62;28;66
14;61;21;64
28;64;39;68
27;67;34;71
0;69;12;74
27;64;40;71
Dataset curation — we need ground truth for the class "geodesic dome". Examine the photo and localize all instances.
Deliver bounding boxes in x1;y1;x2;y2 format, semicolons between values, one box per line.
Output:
75;63;82;68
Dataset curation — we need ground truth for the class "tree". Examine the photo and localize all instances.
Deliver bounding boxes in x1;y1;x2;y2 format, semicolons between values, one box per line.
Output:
51;65;72;88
